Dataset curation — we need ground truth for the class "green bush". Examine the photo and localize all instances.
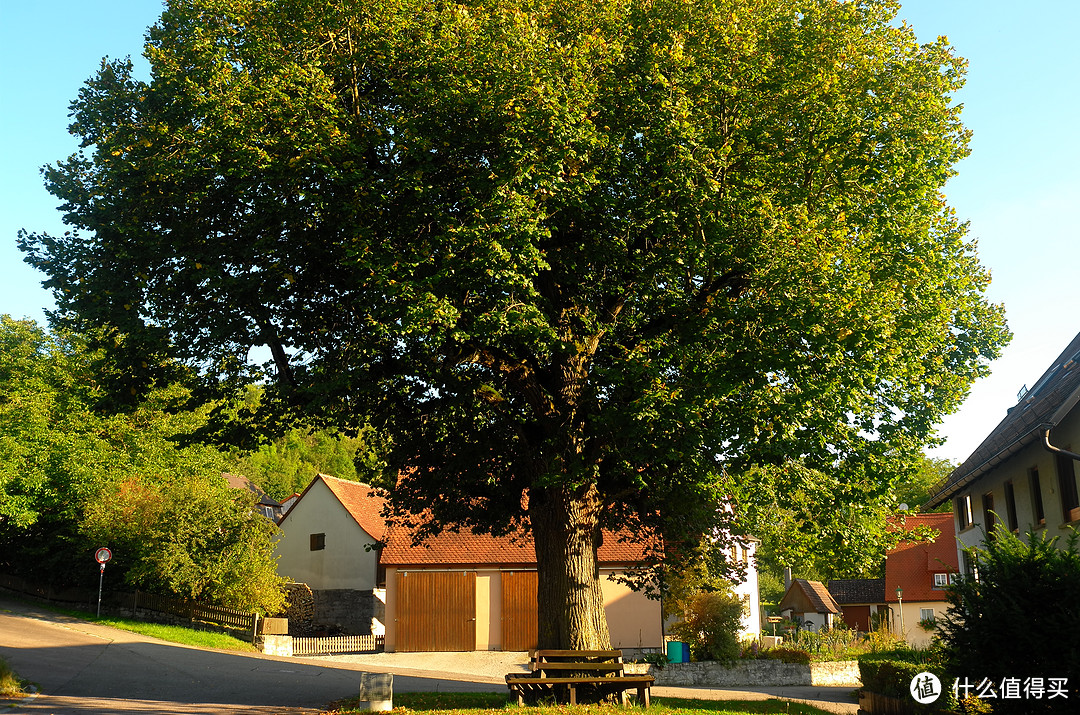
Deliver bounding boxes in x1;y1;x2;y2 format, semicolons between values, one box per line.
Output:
858;652;931;698
938;525;1080;713
758;647;811;665
669;589;746;663
858;647;954;711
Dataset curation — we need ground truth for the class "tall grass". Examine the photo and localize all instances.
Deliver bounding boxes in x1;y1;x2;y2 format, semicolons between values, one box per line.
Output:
0;656;27;699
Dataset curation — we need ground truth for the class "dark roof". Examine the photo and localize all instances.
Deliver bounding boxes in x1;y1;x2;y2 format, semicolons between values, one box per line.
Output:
927;330;1080;508
827;578;885;605
223;472;280;508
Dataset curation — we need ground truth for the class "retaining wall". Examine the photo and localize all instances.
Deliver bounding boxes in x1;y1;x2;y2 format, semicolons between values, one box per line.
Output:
647;659;861;687
310;589;383;635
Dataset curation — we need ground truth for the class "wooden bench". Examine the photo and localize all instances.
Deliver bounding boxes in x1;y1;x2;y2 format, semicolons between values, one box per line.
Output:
506;649;653;707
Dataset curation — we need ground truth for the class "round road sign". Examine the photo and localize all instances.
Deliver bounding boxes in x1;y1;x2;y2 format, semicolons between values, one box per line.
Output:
94;547;112;564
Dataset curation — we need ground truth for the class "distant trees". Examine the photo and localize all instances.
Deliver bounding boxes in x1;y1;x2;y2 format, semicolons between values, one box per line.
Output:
226;418;382;501
0;316;283;612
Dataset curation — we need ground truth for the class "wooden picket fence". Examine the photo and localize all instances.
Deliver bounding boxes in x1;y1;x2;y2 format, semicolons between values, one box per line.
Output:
292;634;384;656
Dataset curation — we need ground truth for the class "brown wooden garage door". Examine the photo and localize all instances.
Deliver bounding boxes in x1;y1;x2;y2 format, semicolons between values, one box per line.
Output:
396;571;476;652
501;571;538;651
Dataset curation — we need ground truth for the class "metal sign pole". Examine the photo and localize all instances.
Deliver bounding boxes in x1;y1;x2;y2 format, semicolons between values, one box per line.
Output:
93;547;112;618
97;563;105;617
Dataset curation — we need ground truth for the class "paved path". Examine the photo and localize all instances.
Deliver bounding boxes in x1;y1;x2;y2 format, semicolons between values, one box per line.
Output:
0;597;493;715
0;595;857;714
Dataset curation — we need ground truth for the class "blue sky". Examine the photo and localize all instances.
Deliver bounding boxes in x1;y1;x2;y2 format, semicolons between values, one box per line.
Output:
2;1;1077;465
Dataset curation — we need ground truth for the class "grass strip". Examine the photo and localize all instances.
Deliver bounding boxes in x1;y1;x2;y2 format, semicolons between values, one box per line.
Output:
12;599;255;652
322;691;837;715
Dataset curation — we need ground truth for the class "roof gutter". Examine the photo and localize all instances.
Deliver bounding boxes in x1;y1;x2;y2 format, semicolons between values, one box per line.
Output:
924;426;1045;509
926;379;1080;509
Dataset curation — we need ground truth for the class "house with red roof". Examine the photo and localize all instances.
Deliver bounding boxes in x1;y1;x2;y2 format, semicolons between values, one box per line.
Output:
274;474;388;635
884;512;959;646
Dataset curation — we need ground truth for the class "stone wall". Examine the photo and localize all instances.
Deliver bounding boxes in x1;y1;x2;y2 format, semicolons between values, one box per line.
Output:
309;589;384;635
648;659;860;688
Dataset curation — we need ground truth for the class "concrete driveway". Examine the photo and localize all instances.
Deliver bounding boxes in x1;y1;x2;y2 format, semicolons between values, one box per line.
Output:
0;596;497;715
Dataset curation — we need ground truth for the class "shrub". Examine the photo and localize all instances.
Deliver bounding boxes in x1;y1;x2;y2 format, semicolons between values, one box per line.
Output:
759;646;811;665
938;525;1080;713
858;646;953;710
669;588;746;663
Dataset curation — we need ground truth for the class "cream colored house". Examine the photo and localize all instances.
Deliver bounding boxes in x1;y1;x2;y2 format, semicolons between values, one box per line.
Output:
729;537;762;638
927;331;1080;567
274;474;387;634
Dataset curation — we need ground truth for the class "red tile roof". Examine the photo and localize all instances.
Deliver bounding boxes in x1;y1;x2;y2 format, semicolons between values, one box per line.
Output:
381;522;653;567
884;512;958;603
279;474;388;540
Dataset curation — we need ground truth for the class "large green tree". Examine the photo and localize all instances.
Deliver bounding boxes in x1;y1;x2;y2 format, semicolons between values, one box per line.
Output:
0;316;284;612
21;0;1009;648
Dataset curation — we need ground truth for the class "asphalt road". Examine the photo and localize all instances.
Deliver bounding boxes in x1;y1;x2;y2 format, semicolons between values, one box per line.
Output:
0;596;499;715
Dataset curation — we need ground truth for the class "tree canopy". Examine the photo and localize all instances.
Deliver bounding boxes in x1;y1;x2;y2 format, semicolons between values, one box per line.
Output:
21;0;1009;648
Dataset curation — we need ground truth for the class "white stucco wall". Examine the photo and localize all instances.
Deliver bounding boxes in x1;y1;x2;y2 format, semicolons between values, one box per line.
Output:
274;479;380;590
732;540;761;638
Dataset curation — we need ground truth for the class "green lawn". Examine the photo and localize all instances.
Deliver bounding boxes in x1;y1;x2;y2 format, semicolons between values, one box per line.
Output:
15;601;256;652
323;691;837;715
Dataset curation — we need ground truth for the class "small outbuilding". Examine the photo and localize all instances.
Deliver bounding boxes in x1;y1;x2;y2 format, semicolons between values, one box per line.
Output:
778;578;841;631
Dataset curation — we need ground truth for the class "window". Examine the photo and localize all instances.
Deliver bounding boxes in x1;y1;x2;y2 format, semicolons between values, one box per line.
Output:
982;492;996;538
962;550;979;581
933;573;949;588
1004;480;1018;532
957;494;973;529
920;608;935;622
949;573;959;585
1057;453;1080;523
1031;468;1046;526
310;533;326;551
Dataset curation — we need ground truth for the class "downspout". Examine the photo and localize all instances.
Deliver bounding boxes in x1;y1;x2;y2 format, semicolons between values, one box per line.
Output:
1043;428;1080;462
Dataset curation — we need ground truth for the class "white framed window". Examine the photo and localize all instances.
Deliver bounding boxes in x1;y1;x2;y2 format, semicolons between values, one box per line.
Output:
933;573;949;588
920;608;935;621
949;573;959;585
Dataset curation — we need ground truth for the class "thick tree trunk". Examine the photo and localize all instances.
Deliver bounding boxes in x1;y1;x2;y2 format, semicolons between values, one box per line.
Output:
531;482;611;650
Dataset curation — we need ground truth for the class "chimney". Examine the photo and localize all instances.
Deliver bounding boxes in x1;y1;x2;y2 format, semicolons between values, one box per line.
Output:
784;567;792;590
